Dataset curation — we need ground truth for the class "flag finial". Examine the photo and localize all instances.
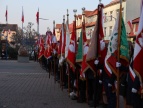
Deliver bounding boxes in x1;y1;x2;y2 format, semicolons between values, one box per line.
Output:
53;20;55;25
67;9;69;16
47;27;50;31
82;7;85;15
63;15;65;21
73;9;77;20
73;9;77;15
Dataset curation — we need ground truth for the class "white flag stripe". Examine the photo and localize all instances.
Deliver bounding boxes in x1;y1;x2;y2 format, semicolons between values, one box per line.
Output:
129;66;136;79
104;13;119;76
65;22;70;58
137;4;143;36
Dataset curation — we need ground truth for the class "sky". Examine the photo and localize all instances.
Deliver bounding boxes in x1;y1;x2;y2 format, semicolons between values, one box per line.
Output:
0;0;111;35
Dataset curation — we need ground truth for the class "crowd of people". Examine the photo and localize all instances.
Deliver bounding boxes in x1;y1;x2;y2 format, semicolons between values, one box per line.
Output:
34;36;143;108
33;2;143;108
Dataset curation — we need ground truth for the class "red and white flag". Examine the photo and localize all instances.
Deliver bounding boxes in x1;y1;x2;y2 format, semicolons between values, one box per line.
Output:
38;43;45;59
38;36;44;59
57;23;65;57
61;23;66;55
44;32;52;59
66;21;76;71
21;7;24;23
133;0;143;86
51;21;57;53
5;6;8;23
58;30;62;56
36;8;39;24
39;35;44;45
129;59;136;82
127;20;133;31
86;4;104;73
80;21;89;79
65;21;70;58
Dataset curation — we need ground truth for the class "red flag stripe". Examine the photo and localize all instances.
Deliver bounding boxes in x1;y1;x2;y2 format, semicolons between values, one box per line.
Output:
36;9;39;24
21;8;24;23
5;7;8;22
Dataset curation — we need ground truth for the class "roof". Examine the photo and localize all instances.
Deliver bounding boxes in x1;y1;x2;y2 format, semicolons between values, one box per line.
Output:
86;9;98;17
104;0;126;8
55;24;62;29
76;22;96;29
0;24;18;31
85;10;93;17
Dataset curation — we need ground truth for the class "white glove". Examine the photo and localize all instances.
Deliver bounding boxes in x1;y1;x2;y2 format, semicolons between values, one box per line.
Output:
53;49;57;54
99;69;102;74
116;62;121;67
108;83;112;87
94;60;99;65
99;80;102;84
132;88;137;93
100;40;105;51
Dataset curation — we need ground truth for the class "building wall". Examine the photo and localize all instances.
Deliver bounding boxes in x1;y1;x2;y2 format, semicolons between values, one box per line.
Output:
126;0;140;33
1;31;16;42
55;28;60;41
103;1;126;40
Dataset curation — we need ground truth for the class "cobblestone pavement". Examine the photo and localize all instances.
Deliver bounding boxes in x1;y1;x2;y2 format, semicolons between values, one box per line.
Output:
0;60;90;108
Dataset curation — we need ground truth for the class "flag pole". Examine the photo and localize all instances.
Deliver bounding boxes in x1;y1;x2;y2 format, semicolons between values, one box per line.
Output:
117;0;122;108
73;8;79;98
37;8;39;63
37;8;39;39
5;5;8;60
22;6;24;45
6;5;8;24
66;9;71;96
61;15;65;91
53;20;56;83
82;7;89;103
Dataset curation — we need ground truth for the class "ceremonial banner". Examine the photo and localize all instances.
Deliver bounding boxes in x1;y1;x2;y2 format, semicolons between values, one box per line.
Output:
5;6;8;22
76;31;83;62
36;8;39;24
65;21;70;58
44;32;52;59
21;7;24;23
133;0;143;84
66;21;76;71
86;4;104;73
105;14;129;76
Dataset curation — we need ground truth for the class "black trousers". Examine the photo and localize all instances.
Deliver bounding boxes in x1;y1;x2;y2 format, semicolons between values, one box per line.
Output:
103;78;116;108
79;79;86;100
93;77;103;107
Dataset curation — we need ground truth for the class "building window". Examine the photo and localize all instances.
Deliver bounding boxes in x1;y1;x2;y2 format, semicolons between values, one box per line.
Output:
116;8;124;18
104;27;106;36
109;26;112;36
116;9;119;17
104;13;107;23
110;11;113;21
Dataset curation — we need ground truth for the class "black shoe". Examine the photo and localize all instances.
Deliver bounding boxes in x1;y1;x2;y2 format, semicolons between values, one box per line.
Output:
77;98;86;103
88;100;93;105
89;103;94;107
71;95;77;100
